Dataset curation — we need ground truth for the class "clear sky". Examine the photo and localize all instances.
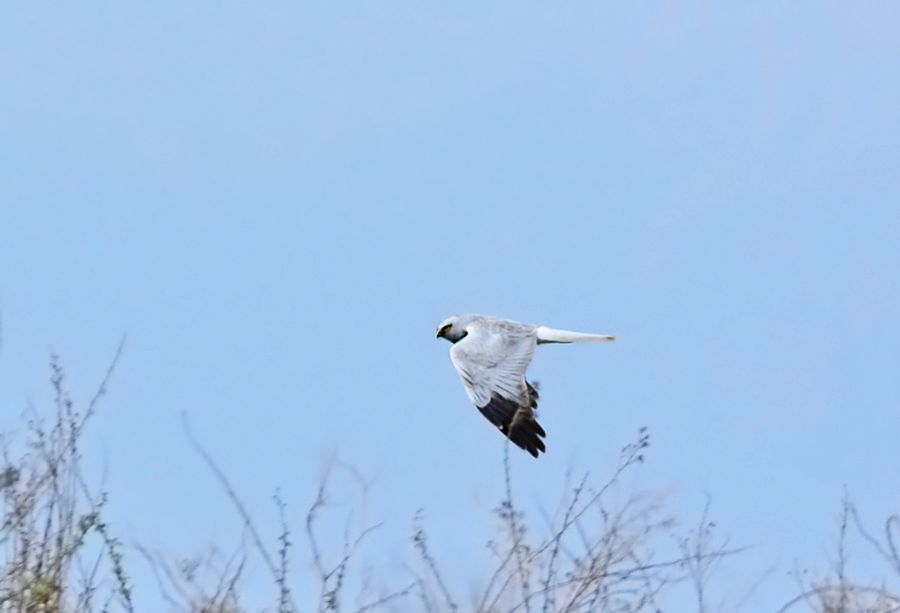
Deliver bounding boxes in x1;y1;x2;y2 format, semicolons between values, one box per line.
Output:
2;2;899;610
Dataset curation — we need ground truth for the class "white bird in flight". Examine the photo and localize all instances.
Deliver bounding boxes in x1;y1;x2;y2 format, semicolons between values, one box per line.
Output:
436;314;615;458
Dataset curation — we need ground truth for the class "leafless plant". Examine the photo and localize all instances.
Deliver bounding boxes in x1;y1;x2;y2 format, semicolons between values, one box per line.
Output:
1;341;131;612
136;544;245;613
4;347;751;613
408;428;742;613
678;495;733;613
779;495;900;613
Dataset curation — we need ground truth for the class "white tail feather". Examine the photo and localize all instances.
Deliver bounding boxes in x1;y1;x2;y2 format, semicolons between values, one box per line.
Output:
535;326;616;344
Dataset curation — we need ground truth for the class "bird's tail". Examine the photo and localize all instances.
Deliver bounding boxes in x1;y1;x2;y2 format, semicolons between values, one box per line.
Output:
535;326;616;344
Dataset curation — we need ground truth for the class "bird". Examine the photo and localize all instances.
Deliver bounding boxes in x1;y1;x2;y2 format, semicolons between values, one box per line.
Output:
436;314;615;458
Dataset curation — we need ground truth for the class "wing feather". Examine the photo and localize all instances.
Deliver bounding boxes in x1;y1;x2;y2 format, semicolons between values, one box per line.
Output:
450;320;547;457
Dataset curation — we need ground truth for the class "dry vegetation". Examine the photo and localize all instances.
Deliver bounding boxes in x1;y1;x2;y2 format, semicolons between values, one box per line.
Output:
1;348;132;612
2;350;898;612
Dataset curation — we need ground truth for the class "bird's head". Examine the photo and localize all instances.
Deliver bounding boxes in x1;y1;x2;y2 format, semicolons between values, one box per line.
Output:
436;315;469;343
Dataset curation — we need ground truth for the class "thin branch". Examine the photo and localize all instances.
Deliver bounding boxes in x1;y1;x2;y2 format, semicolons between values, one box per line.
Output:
502;443;532;613
355;581;416;612
541;472;589;613
181;412;299;612
775;585;900;613
413;511;458;612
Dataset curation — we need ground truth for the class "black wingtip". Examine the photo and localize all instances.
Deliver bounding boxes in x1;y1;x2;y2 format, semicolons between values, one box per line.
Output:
507;415;547;458
477;383;548;458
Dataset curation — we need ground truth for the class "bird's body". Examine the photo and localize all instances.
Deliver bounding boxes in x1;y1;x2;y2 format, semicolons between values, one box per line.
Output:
436;314;614;457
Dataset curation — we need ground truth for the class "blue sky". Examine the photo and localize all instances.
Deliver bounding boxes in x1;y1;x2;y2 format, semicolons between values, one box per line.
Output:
2;2;900;610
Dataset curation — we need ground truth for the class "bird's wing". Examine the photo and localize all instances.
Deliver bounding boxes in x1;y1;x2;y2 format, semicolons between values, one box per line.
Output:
449;320;535;405
450;320;546;457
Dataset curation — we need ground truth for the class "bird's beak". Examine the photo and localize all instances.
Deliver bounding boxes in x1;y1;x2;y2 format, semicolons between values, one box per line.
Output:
436;329;443;339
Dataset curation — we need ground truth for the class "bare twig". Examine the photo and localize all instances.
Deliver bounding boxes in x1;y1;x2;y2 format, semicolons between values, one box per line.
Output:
274;489;293;613
413;510;459;612
354;581;416;612
181;412;300;612
541;472;589;613
502;443;533;613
